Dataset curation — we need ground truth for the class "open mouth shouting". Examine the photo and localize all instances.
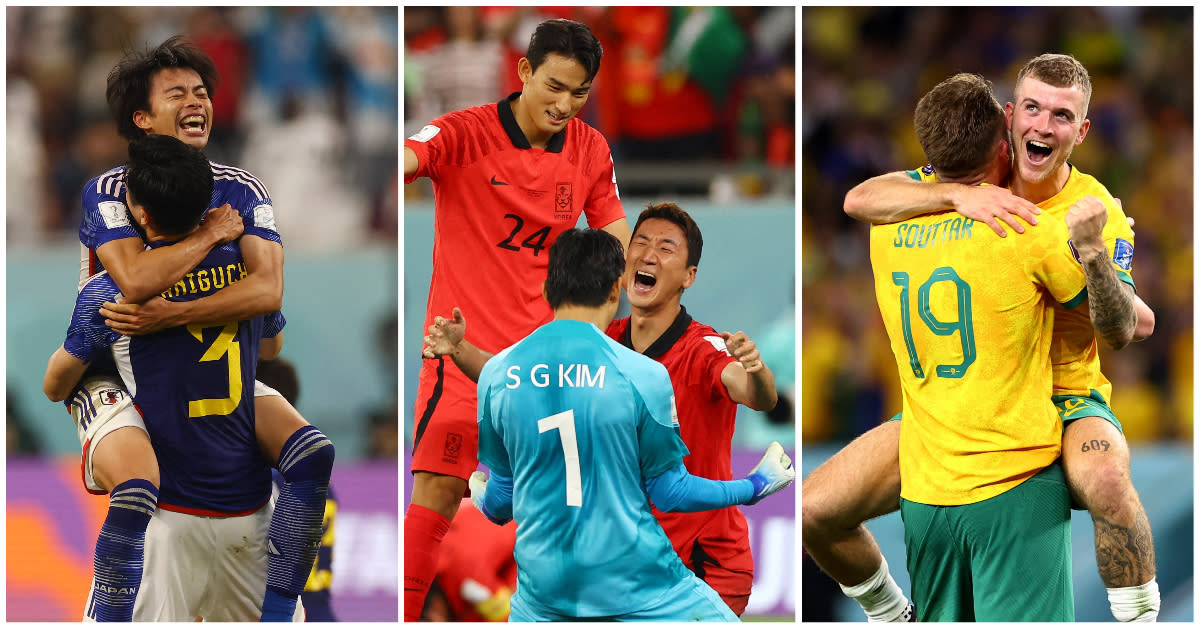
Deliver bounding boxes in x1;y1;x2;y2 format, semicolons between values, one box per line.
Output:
1025;139;1053;167
631;270;657;296
180;113;208;138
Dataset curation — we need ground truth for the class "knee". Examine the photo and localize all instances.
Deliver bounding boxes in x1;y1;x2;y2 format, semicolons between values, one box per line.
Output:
279;426;335;483
801;482;842;539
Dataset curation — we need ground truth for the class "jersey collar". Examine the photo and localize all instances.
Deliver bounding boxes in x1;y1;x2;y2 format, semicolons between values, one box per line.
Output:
620;306;693;359
497;92;567;153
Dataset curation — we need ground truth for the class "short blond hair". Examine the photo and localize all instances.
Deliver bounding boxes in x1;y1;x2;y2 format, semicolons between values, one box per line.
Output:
1015;53;1093;116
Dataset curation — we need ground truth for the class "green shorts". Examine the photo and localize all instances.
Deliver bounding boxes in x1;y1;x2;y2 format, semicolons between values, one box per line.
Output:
900;462;1074;622
1053;390;1124;433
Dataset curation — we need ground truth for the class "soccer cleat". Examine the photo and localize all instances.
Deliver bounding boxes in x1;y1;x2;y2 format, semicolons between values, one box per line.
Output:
746;441;795;505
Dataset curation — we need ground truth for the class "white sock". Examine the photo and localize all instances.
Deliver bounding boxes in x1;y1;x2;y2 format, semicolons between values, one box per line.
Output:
1107;578;1160;622
839;556;910;622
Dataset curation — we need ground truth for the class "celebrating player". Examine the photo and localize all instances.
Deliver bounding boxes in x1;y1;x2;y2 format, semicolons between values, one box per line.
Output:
44;134;290;621
65;36;333;621
402;18;630;619
806;60;1158;622
424;201;780;615
467;227;793;620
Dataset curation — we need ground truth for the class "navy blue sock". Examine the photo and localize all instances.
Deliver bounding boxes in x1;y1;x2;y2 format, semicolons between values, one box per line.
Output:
88;479;158;622
262;426;334;621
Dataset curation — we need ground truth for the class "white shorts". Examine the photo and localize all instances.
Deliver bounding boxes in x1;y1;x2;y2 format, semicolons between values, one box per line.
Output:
69;375;146;494
82;502;304;622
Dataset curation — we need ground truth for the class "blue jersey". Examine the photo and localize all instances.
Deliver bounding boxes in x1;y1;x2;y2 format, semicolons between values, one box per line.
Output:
78;161;280;283
476;319;695;617
63;245;285;515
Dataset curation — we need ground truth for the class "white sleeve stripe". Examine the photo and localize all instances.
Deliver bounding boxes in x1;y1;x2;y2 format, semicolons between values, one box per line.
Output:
210;162;270;200
97;169;126;198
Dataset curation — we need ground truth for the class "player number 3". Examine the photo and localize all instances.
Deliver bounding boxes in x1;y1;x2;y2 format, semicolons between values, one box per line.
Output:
187;322;243;418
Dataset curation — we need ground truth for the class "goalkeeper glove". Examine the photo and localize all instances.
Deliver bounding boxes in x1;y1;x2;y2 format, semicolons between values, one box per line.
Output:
469;471;511;525
746;441;795;505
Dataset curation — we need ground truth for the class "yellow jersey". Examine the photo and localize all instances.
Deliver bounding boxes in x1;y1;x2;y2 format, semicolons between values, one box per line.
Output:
871;197;1088;505
908;165;1136;401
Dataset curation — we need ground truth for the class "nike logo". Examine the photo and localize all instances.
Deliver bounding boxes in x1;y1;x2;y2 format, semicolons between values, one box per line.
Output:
490;176;509;186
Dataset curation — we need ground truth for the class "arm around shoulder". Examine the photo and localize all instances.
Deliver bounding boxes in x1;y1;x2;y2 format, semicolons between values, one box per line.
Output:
44;346;89;402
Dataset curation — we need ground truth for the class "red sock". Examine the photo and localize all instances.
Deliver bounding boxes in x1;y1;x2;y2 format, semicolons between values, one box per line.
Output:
404;504;450;621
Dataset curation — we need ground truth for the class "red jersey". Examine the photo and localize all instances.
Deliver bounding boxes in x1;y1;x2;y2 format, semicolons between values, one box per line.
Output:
605;307;751;562
435;500;517;621
406;93;626;356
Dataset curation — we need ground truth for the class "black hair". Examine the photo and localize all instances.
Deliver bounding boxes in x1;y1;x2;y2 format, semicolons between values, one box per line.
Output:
125;134;214;236
632;202;704;268
544;228;625;309
526;18;603;83
106;35;219;141
256;358;300;407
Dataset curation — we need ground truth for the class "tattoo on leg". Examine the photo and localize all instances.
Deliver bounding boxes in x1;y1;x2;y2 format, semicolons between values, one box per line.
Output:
1093;513;1156;588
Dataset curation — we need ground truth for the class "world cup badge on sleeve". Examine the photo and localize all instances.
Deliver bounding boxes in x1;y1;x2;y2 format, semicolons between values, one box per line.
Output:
1112;238;1134;271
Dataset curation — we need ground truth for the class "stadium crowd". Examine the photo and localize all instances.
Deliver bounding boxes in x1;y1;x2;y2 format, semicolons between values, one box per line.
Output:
7;6;398;251
801;6;1193;445
403;6;795;199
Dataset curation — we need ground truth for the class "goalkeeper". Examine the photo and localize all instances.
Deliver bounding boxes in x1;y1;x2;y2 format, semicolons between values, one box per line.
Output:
457;228;793;620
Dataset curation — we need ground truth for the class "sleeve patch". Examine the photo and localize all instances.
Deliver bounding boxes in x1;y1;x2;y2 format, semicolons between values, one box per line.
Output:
1112;238;1134;271
702;335;731;356
669;394;679;426
253;203;277;231
98;201;131;229
408;124;441;143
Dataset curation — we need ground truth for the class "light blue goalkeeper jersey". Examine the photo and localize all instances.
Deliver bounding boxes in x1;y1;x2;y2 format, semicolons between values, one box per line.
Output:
476;319;697;617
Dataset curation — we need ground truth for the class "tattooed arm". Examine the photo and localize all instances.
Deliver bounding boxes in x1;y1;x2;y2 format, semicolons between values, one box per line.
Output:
1066;197;1137;350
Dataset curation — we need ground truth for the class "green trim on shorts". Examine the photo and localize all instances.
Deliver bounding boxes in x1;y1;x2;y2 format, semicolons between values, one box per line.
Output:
1052;389;1124;433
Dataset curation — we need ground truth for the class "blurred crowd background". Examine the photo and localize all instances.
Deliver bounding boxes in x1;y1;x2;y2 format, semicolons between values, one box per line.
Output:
800;7;1193;621
802;6;1193;445
404;6;795;201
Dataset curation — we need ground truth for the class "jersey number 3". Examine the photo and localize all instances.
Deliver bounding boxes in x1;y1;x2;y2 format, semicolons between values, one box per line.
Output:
539;410;583;507
892;267;976;379
187;322;243;417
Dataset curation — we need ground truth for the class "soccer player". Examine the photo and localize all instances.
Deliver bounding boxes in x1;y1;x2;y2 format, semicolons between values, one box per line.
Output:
868;73;1095;621
421;500;518;622
402;17;630;619
806;62;1159;622
424;201;780;615
468;227;793;620
44;133;289;621
69;36;333;621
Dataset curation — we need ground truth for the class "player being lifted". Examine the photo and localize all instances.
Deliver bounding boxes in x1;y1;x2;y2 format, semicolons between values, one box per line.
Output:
425;202;780;615
56;36;333;621
402;18;630;619
45;134;290;621
805;57;1159;622
467;227;793;620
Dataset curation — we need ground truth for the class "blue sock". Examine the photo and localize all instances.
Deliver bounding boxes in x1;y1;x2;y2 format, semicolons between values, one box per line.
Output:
88;479;158;622
262;426;334;622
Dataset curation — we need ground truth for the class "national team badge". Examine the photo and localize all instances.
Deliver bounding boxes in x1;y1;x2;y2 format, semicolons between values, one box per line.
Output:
1112;238;1134;271
443;432;462;462
98;389;124;405
554;182;573;220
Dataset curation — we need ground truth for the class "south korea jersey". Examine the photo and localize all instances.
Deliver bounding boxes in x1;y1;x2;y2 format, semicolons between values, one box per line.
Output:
78;161;279;285
63;244;284;515
476;320;695;617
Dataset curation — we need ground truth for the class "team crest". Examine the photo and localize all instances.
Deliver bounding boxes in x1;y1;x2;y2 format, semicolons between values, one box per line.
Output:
554;182;573;220
443;432;463;462
98;389;124;405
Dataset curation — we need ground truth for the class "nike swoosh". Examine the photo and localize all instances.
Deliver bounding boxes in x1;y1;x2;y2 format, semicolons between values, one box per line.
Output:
490;176;509;186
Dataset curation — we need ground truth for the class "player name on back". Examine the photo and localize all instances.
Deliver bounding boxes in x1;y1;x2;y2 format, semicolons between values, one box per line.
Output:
505;363;606;389
159;262;248;299
891;217;975;249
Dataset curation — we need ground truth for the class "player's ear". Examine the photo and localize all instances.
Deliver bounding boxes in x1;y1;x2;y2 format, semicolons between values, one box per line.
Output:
517;57;533;85
608;279;621;304
132;110;153;133
1075;118;1091;145
542;281;548;303
682;266;697;291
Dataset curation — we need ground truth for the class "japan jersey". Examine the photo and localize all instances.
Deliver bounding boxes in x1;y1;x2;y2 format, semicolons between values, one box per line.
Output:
63;244;284;515
476;320;695;617
606;308;750;556
907;164;1136;401
870;207;1088;506
78;161;279;285
405;93;626;357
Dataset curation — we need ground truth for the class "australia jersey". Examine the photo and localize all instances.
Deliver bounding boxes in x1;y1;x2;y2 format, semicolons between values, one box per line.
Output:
406;93;626;357
476;320;694;617
606;308;749;557
870;207;1088;505
906;164;1136;402
63;244;284;515
78;161;280;285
